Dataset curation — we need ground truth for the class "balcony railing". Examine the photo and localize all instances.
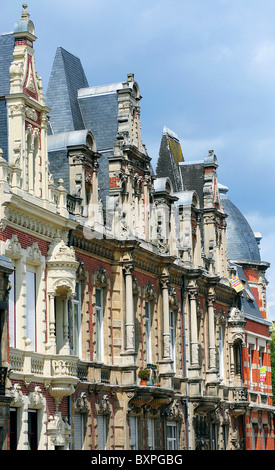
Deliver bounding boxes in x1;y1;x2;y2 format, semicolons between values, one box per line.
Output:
232;386;248;402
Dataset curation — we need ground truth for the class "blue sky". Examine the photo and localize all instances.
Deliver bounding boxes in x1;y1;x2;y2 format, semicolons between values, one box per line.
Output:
1;0;275;320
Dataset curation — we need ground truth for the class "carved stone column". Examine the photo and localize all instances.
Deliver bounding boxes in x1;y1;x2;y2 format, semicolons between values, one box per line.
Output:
207;289;217;371
48;293;56;353
206;287;219;392
189;284;199;369
124;263;135;353
161;276;170;360
61;295;70;355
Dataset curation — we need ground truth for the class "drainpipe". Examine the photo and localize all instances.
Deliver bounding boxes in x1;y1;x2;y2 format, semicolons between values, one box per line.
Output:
68;394;72;450
181;275;190;450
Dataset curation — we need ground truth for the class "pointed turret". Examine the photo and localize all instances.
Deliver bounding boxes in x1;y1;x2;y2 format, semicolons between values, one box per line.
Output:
46;47;89;134
156;126;184;193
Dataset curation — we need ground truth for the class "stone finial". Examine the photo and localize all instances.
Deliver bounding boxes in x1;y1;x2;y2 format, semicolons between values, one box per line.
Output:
21;4;30;21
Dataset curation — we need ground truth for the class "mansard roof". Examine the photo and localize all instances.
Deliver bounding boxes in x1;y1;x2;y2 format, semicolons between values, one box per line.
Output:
0;33;14;97
232;262;270;325
46;47;89;134
156;126;184;193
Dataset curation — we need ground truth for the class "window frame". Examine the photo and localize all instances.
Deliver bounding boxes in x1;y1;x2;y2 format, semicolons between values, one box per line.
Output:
166;421;178;450
26;266;37;352
145;300;152;364
130;416;138;450
97;414;108;450
169;310;176;370
8;268;16;348
95;288;104;362
73;281;82;358
218;325;224;380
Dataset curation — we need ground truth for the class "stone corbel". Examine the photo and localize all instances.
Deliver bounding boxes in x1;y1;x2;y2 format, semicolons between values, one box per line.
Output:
5;234;23;260
165;399;182;421
73;392;89;414
76;259;86;281
169;287;179;311
144;281;156;301
28;386;44;409
132;275;139;295
95;395;111;416
95;266;108;288
10;383;24;407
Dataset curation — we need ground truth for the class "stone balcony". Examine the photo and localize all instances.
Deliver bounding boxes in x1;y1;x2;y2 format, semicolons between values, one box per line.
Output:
9;348;80;406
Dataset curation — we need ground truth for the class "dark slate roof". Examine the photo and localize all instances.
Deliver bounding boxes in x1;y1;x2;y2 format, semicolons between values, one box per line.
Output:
47;149;70;191
219;187;261;263
0;33;14;97
179;161;205;207
0;33;14;161
156;127;184;193
78;91;118;151
46;47;89;134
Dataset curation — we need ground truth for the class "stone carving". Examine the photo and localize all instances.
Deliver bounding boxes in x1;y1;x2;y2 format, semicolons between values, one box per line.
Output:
96;395;111;415
169;287;179;310
73;392;89;413
26;242;44;264
5;234;22;259
26;106;38;122
95;266;108;287
47;238;76;263
48;412;71;450
144;281;156;301
10;383;24;407
29;386;44;409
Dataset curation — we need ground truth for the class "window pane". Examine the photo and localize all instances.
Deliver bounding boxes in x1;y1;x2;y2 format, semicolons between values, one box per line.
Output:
28;410;38;450
145;301;151;363
10;408;17;451
74;414;84;450
98;415;107;450
26;270;36;351
147;419;154;450
9;270;15;348
130;416;138;450
96;288;102;307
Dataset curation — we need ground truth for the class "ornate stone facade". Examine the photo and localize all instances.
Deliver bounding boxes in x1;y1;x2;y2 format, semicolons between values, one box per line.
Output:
0;5;274;451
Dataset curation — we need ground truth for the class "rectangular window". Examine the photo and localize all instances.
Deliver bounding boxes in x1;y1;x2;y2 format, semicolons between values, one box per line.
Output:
130;416;138;450
9;269;16;348
249;346;253;384
167;422;178;450
74;413;84;450
147;418;155;450
222;424;228;450
252;423;257;450
145;301;151;363
10;408;17;451
28;410;38;450
26;268;36;351
259;348;264;368
169;311;176;370
212;423;219;450
73;282;82;358
95;289;103;362
97;415;107;450
262;425;266;450
219;326;224;379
